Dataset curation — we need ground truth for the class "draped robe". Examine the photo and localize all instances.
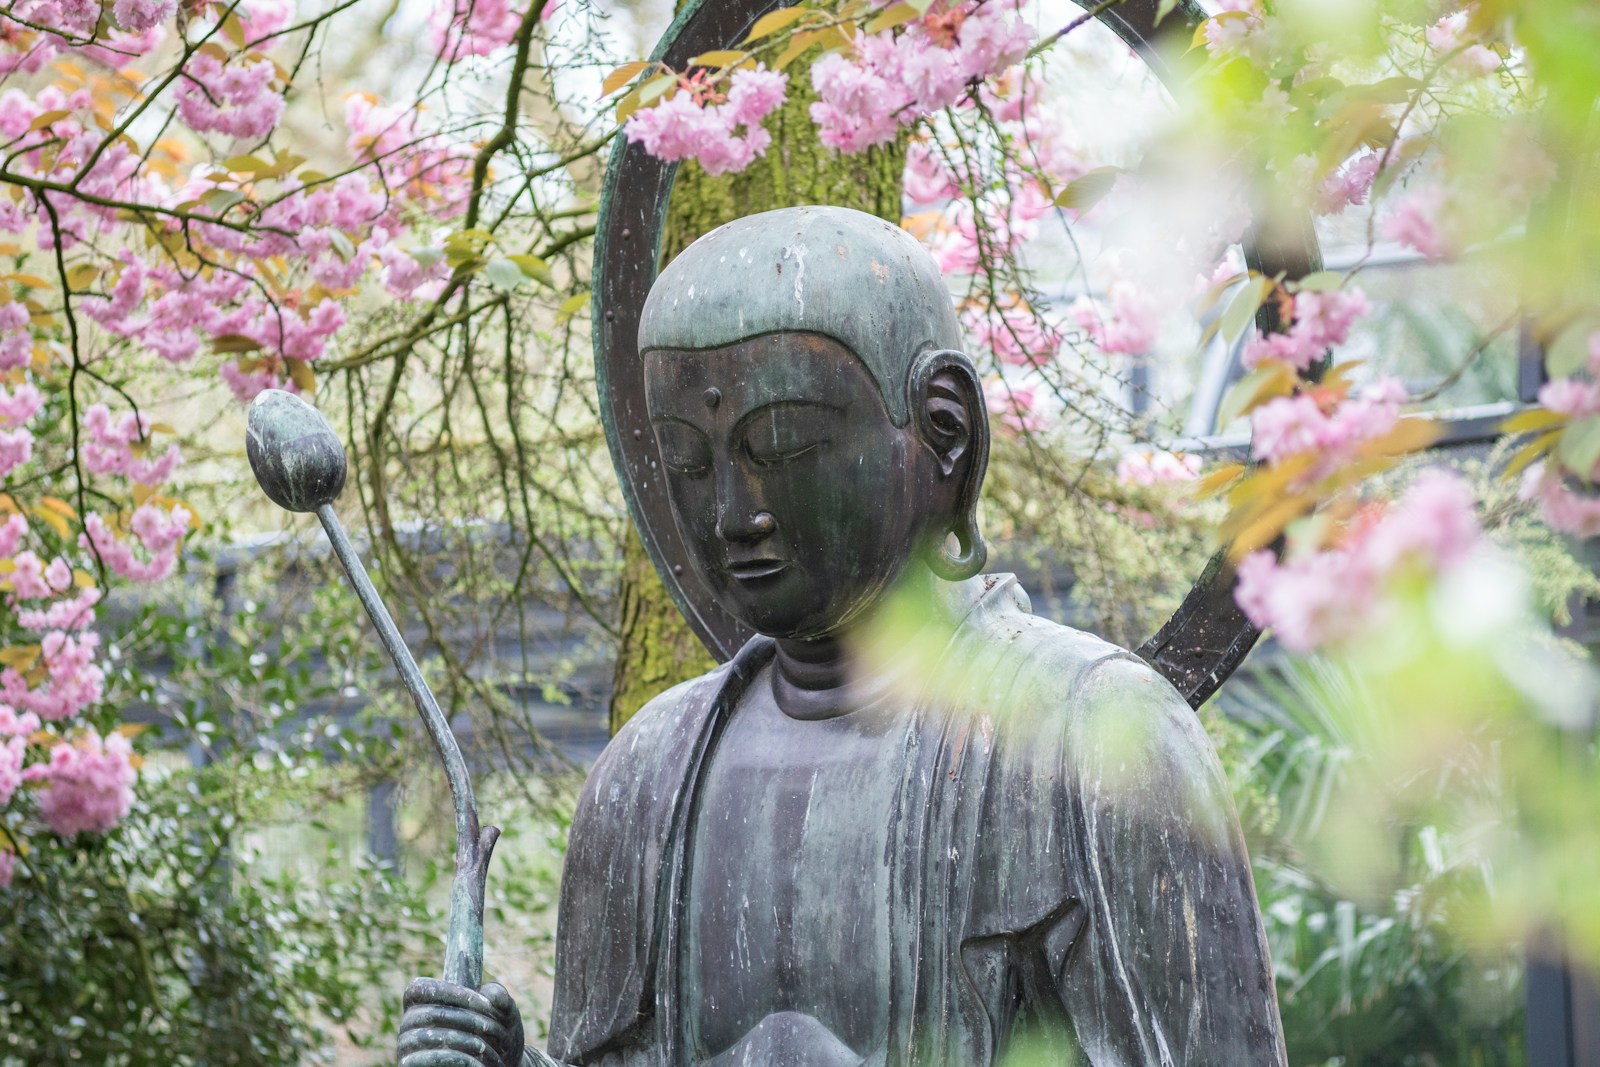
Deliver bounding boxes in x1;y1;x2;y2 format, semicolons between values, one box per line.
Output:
545;575;1287;1066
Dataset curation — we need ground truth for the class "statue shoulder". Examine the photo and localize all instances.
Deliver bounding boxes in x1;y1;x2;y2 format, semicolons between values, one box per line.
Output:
579;663;729;806
955;575;1206;756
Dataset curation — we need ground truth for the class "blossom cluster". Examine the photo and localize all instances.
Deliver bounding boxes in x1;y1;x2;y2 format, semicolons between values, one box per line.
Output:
624;67;790;177
1235;473;1484;652
1250;376;1405;479
810;0;1032;151
1236;471;1482;652
1241;287;1371;372
1519;332;1600;538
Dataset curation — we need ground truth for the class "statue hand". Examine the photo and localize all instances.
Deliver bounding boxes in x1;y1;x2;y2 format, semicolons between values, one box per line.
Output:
398;976;525;1067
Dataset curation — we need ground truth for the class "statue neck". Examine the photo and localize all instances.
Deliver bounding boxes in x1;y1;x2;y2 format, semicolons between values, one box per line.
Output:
769;569;949;721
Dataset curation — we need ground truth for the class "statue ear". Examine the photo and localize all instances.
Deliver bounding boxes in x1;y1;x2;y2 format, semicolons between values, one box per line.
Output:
908;349;989;581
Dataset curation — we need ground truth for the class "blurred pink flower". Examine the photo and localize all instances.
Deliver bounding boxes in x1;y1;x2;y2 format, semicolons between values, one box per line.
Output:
1538;377;1600;419
1069;280;1159;356
1242;287;1370;371
1236;471;1481;651
429;0;524;59
1251;376;1405;472
984;379;1047;433
22;730;136;838
1316;152;1380;215
1522;462;1600;539
963;301;1061;367
111;0;175;33
0;735;24;806
1117;450;1202;487
1384;186;1453;260
625;69;788;177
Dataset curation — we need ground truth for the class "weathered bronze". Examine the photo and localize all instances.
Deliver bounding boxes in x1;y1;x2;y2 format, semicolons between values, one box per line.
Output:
399;207;1288;1066
245;391;500;999
589;0;1323;708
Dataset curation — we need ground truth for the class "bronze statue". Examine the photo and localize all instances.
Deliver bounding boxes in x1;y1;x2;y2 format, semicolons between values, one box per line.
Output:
396;206;1288;1066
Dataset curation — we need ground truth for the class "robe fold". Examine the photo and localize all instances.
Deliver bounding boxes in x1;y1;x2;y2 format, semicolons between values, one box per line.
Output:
548;575;1286;1067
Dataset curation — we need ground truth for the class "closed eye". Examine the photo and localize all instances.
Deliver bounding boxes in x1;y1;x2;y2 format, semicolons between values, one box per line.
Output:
654;420;712;476
747;439;821;465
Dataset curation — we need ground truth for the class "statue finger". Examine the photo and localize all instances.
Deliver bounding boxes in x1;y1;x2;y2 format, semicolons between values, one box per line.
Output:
399;1005;511;1047
405;976;496;1017
397;1050;489;1067
398;1026;507;1067
481;982;521;1027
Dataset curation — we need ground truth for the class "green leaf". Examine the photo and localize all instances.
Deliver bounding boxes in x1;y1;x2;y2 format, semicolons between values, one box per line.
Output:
556;291;591;323
601;61;650;97
1221;275;1272;344
211;333;262;354
1155;0;1178;24
1292;270;1345;292
483;257;528;291
1546;316;1600;379
327;231;356;262
201;188;247;214
743;6;807;43
865;1;920;34
508;254;554;286
1557;417;1600;480
1217;359;1293;428
1053;166;1121;212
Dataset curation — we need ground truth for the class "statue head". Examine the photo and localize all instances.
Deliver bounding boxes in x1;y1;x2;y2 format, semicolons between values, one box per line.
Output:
639;206;990;641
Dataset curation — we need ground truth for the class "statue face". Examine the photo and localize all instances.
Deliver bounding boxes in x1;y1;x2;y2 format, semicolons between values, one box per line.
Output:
644;333;940;640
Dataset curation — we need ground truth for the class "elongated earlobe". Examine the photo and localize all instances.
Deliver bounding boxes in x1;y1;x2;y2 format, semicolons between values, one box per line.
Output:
908;349;989;581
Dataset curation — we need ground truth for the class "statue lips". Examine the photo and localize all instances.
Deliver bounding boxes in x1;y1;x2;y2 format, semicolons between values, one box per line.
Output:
726;558;791;582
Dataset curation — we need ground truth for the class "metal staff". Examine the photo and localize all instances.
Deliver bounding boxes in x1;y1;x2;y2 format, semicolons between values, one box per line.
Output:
245;389;497;989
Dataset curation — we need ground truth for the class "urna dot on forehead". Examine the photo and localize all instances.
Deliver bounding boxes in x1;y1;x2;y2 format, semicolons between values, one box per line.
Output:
638;205;962;427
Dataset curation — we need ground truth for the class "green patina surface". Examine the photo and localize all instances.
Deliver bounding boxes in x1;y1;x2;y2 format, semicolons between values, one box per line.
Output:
608;72;906;734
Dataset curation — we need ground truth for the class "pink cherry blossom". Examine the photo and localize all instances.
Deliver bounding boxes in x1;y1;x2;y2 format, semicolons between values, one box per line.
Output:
0;705;41;738
0;514;25;558
81;505;191;584
1426;12;1501;77
1250;376;1404;471
0;383;43;426
1069;280;1160;356
175;52;284;140
430;0;525;59
1236;471;1481;651
0;735;24;806
808;1;1031;156
1235;547;1361;653
1117;450;1203;487
963;301;1062;367
1384;185;1453;260
22;729;136;837
1361;470;1481;574
18;587;101;632
624;69;789;178
0;302;31;371
1242;287;1371;371
1522;462;1600;540
984;379;1047;433
1204;0;1267;60
81;403;181;485
1;630;105;722
0;424;33;479
111;0;175;33
1316;152;1381;215
1537;377;1600;419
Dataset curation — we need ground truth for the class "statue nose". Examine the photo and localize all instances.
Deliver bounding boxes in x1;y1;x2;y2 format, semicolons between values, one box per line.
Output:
719;509;776;542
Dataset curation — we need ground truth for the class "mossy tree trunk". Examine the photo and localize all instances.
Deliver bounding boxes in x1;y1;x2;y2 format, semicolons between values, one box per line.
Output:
608;73;907;734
